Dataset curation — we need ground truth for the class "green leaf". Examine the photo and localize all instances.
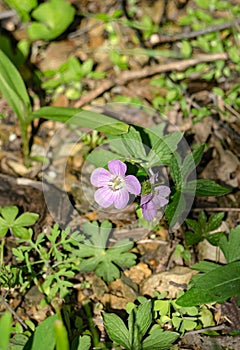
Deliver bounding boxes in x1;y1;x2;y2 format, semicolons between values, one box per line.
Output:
103;313;131;349
86;149;124;167
32;107;129;135
95;260;120;282
218;226;240;263
23;314;58;350
0;50;31;120
207;212;224;231
190;261;220;273
54;319;69;350
165;190;186;230
184;179;231;196
12;227;31;239
181;144;205;180
4;0;37;22
147;132;183;166
177;261;240;306
121;126;146;160
77;335;91;350
135;300;152;339
0;219;9;238
142;327;179;350
0;312;12;350
14;212;39;227
0;205;19;224
28;0;75;41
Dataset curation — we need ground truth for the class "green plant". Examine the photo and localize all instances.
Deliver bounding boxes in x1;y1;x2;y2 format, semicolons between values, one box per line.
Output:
177;225;240;306
73;221;137;282
42;56;105;101
184;210;225;246
0;49;128;165
103;298;179;349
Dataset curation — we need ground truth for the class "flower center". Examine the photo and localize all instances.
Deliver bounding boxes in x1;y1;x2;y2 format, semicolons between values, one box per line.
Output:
108;176;124;191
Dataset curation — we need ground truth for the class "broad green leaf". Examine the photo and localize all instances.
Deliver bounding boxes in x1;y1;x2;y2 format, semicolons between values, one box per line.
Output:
147;132;183;166
0;218;9;237
142;327;179;350
14;212;39;227
181;144;205;180
103;313;131;349
207;212;225;231
177;261;240;306
54;319;69;350
121;126;146;160
180;319;197;332
32;107;129;135
165;190;186;230
136;300;152;339
111;252;136;268
77;335;91;350
23;314;58;350
190;261;220;273
0;50;31;120
12;227;31;239
0;205;18;224
28;0;75;41
86;148;124;168
184;179;231;196
169;152;182;187
4;0;37;21
218;226;240;263
95;260;120;282
0;311;12;350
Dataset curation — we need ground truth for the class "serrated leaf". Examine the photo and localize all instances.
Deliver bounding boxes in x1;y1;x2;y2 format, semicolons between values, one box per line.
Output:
103;313;131;349
77;335;91;350
142;327;179;350
218;226;240;263
28;0;75;41
207;212;224;231
177;261;240;306
95;260;120;282
136;300;152;339
121;126;146;160
147;132;183;166
191;261;220;273
14;212;39;227
184;179;231;196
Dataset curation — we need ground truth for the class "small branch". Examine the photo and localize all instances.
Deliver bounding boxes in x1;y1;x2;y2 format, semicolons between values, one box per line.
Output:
148;17;240;45
192;207;240;212
74;52;228;107
0;296;28;330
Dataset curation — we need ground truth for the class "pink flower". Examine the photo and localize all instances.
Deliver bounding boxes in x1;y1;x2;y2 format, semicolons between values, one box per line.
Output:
90;160;141;209
140;177;170;221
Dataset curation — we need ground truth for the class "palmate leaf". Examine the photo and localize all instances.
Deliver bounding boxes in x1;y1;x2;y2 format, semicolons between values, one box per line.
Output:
75;222;136;282
218;225;240;263
142;327;179;350
177;261;240;306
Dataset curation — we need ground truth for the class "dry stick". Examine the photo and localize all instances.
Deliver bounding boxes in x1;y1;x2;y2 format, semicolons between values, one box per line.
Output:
148;17;240;45
74;52;228;108
192;207;240;212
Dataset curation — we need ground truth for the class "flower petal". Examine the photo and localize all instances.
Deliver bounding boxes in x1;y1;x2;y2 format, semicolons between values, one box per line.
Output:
94;187;114;207
140;193;152;206
155;185;171;197
91;168;111;187
142;201;157;221
125;175;141;195
108;160;126;176
153;195;169;208
113;189;129;209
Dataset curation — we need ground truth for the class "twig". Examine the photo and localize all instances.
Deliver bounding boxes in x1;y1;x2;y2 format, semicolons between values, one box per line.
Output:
148;17;240;45
192;207;240;212
74;52;228;107
185;324;226;335
0;296;28;329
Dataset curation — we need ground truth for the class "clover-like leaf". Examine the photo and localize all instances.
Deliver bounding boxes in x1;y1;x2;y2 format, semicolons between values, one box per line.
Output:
28;0;75;41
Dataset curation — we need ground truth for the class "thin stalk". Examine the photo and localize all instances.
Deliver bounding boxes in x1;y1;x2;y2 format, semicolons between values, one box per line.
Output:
19;120;31;167
83;302;100;347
